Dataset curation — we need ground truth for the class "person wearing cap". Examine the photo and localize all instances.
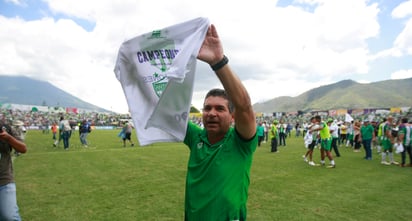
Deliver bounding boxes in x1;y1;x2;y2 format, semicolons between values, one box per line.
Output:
328;118;341;157
270;120;279;152
310;115;336;168
360;119;375;160
0;120;27;220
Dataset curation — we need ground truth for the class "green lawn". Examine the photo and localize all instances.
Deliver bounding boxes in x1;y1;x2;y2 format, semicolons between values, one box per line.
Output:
14;130;411;221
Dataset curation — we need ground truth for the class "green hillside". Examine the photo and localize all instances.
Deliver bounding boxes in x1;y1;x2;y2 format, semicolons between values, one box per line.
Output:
253;78;412;113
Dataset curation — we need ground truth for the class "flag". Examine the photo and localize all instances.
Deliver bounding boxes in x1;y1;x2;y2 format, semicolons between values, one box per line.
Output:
114;17;210;146
345;113;354;123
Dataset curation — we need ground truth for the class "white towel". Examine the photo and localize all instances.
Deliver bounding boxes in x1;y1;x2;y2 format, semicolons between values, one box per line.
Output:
114;17;210;146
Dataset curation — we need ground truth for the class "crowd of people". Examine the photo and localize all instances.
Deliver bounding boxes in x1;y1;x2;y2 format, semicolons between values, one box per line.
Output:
254;113;412;168
0;108;131;130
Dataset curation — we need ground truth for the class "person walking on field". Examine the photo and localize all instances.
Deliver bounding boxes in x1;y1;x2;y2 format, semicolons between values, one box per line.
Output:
51;122;58;146
257;122;265;147
79;120;91;147
122;121;134;147
59;116;72;150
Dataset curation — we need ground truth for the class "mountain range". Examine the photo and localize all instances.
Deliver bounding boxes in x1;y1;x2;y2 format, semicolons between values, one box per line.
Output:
0;76;109;112
252;78;412;113
1;76;411;114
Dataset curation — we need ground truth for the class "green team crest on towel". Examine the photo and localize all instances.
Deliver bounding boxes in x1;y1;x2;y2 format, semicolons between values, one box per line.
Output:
152;72;168;98
141;31;179;98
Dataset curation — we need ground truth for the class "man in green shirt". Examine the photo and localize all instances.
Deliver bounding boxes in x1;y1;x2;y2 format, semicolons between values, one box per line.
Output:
360;119;375;160
183;24;257;221
311;115;336;168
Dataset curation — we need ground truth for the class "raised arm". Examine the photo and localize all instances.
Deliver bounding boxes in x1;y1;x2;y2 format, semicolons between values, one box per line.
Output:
0;130;27;153
197;24;256;139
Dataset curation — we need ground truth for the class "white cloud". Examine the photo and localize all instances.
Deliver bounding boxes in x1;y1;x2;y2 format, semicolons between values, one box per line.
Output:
391;69;412;79
394;18;412;55
0;0;402;113
5;0;26;6
392;0;412;18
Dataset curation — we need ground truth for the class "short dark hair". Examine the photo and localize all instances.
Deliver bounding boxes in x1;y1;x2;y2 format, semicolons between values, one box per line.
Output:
204;88;234;113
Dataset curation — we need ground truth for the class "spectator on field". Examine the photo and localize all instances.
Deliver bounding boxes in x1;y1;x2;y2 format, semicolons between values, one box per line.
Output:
339;123;348;146
303;117;318;166
353;120;362;152
59;116;72;150
270;120;279;153
278;120;287;146
397;118;412;167
359;119;375;160
79;120;91;147
121;121;134;147
262;121;268;143
51;122;58;141
257;122;265;147
328;118;341;157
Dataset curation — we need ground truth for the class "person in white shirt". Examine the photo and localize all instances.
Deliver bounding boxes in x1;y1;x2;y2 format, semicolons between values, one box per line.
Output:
328;118;341;157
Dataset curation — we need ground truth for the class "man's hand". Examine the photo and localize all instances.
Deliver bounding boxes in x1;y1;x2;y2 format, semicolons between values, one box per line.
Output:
197;24;224;66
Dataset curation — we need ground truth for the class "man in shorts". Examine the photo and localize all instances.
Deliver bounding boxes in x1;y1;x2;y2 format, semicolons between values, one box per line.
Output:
381;116;398;165
311;115;336;168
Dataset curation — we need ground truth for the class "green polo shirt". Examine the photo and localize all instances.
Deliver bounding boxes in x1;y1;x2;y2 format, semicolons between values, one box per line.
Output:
360;124;374;140
184;121;257;221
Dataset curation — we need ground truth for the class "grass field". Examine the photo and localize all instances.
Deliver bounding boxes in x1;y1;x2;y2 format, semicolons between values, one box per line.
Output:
14;129;411;221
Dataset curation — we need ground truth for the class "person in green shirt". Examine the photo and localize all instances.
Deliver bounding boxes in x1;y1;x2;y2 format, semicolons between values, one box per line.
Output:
397;117;412;167
381;116;398;165
256;122;265;147
359;119;375;160
183;24;258;221
311;115;336;168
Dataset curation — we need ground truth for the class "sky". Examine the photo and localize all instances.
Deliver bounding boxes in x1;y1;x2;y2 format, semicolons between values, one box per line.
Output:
0;0;411;114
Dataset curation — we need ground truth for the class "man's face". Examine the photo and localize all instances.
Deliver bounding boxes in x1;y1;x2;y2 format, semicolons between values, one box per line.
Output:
202;96;233;136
